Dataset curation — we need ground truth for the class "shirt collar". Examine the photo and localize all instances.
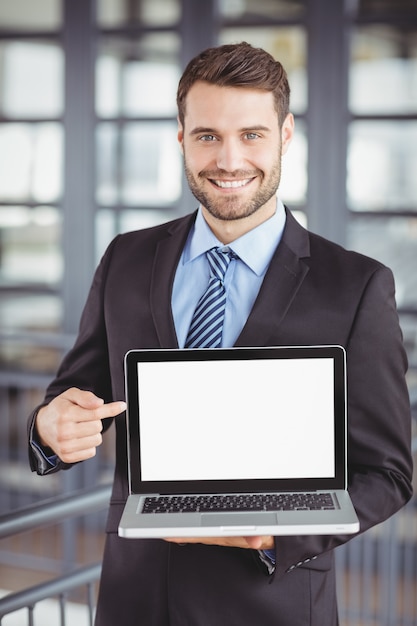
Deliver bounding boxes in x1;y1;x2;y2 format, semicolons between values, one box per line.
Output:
184;198;286;276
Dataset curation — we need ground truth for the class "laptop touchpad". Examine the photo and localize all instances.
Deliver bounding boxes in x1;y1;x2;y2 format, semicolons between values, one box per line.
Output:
201;513;277;526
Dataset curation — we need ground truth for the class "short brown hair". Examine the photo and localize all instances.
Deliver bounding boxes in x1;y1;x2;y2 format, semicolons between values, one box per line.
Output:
177;42;290;128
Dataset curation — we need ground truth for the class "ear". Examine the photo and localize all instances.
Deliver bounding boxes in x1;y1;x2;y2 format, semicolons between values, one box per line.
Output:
281;113;294;155
177;116;184;155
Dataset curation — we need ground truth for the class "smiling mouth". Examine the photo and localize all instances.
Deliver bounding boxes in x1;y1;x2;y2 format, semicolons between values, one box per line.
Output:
210;178;254;189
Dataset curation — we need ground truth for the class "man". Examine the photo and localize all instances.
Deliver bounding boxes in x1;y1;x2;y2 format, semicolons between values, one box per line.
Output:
28;42;413;625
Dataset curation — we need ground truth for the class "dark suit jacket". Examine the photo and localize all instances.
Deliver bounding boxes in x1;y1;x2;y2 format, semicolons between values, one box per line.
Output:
29;209;413;626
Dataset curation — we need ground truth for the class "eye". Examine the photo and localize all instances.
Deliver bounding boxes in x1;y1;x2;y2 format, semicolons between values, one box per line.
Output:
199;134;217;142
244;132;260;141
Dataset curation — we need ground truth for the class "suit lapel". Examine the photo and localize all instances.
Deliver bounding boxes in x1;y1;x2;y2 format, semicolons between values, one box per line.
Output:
150;212;196;348
235;209;310;347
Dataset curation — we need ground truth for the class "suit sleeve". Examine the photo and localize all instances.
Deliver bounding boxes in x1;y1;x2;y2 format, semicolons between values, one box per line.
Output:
27;236;120;475
272;264;413;580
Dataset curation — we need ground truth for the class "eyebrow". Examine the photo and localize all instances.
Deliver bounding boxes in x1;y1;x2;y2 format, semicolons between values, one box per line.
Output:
189;125;272;136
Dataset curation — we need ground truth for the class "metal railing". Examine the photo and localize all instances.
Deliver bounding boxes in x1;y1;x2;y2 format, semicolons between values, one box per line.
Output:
0;563;100;626
0;484;111;625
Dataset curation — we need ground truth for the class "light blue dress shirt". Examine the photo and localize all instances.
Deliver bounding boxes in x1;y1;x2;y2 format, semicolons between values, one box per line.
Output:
172;199;287;348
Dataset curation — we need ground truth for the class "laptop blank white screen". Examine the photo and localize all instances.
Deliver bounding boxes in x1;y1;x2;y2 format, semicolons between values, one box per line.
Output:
137;358;335;482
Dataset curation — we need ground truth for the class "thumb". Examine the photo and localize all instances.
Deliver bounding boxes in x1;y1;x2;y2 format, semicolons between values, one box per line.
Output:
244;536;264;550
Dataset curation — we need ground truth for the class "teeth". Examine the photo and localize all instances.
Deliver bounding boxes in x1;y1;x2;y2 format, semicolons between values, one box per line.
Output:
213;179;251;189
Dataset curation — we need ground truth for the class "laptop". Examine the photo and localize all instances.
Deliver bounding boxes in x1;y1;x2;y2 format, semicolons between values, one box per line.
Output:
118;345;359;539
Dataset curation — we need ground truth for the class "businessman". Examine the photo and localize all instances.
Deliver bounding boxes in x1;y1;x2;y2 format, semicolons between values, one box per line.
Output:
28;42;413;625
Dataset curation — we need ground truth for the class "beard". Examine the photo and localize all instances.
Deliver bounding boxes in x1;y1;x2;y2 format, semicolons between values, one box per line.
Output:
183;153;283;222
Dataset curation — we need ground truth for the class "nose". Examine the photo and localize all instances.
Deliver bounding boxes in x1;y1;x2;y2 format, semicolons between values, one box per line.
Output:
216;138;245;172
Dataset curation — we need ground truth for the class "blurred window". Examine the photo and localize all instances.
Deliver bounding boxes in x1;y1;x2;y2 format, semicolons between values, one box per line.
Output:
0;123;62;203
219;0;305;20
0;0;61;30
0;205;62;286
95;31;182;244
347;17;417;363
350;26;417;115
97;0;180;27
347;217;417;310
347;121;417;211
0;291;63;372
0;3;63;358
96;35;181;118
96;121;181;207
0;41;63;118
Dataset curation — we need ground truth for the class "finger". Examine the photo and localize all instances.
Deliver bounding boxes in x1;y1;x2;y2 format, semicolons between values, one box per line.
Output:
63;388;105;409
58;432;104;463
62;387;126;415
63;416;104;439
61;396;126;423
244;535;274;550
59;446;100;464
243;536;263;550
91;400;127;421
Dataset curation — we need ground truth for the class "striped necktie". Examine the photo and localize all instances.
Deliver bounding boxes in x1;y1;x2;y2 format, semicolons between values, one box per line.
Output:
185;247;235;348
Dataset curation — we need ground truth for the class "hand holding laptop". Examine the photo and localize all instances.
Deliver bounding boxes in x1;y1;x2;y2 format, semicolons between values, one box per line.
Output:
35;388;126;463
165;535;274;550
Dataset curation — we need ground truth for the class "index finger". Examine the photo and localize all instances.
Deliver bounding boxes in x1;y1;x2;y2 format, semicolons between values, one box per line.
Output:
94;400;126;421
72;399;126;422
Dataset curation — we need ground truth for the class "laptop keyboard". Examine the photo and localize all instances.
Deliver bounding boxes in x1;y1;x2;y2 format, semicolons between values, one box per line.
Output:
142;492;336;514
